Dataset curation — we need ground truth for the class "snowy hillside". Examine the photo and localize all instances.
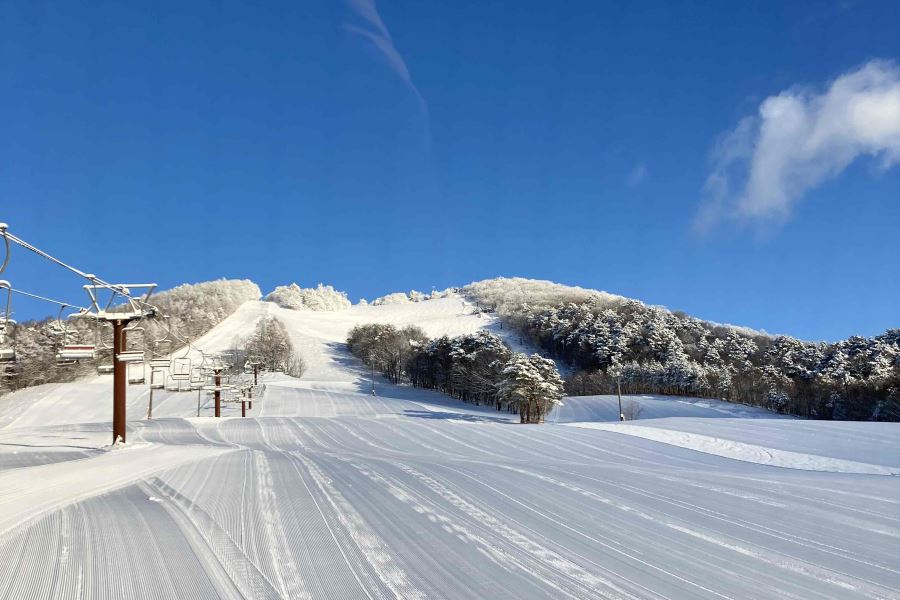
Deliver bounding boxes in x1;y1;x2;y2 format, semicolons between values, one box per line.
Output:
1;292;898;599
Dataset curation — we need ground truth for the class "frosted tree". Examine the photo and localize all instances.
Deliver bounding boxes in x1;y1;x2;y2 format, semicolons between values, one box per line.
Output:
371;292;411;306
244;317;305;377
499;353;564;424
872;387;900;421
266;283;351;311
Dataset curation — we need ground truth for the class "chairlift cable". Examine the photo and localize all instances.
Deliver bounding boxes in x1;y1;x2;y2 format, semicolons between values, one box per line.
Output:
2;230;127;296
0;224;10;275
3;228;220;364
8;287;89;311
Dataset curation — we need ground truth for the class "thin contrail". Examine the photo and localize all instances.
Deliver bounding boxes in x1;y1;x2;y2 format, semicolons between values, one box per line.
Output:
344;0;429;117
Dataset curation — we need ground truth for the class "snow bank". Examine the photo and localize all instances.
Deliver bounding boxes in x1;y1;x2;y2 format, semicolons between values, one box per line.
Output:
568;422;900;475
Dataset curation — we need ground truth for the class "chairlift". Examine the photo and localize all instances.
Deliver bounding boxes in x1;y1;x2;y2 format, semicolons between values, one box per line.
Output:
94;321;113;351
116;350;144;363
57;344;96;363
149;358;170;369
51;304;96;363
127;361;145;385
0;281;17;363
189;367;205;390
149;367;166;389
151;315;174;356
171;356;191;379
165;375;180;392
97;364;114;374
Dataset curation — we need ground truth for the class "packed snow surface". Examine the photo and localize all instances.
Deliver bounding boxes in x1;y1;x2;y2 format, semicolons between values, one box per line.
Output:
1;296;898;599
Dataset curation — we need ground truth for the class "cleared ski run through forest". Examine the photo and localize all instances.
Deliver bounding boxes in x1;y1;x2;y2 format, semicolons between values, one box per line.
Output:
1;297;898;599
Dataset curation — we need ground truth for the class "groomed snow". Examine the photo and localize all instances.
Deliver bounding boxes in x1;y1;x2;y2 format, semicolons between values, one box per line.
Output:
567;422;900;475
0;296;898;599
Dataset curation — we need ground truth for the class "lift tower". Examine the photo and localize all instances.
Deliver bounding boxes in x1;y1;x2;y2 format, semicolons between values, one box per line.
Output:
78;282;157;443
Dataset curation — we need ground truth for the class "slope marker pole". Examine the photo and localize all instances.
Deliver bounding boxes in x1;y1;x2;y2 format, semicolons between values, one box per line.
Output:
617;376;625;422
214;368;222;417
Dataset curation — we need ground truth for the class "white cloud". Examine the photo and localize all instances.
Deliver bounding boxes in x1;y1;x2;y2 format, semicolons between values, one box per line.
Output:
627;163;648;186
698;60;900;229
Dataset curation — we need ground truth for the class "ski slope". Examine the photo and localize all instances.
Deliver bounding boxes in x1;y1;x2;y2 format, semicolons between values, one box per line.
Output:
1;297;898;599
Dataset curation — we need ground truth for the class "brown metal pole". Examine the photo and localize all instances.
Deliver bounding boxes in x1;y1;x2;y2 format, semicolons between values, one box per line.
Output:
617;376;624;422
241;400;246;417
253;364;258;386
113;320;127;443
214;369;221;417
248;386;252;410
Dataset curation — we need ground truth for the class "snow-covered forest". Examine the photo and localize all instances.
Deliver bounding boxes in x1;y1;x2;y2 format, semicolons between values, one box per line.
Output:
347;324;564;423
265;283;351;311
4;276;898;422
0;279;260;394
464;278;900;421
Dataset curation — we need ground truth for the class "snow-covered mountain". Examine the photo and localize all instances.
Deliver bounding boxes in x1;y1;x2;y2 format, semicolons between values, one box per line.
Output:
0;280;898;599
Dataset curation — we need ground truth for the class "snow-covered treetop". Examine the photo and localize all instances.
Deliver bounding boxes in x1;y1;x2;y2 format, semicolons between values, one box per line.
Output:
265;283;351;311
156;278;261;306
462;277;772;340
370;292;412;306
462;277;625;313
369;288;456;305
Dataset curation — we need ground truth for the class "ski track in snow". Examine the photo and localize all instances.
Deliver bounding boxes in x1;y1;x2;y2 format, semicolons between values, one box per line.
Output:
1;297;899;599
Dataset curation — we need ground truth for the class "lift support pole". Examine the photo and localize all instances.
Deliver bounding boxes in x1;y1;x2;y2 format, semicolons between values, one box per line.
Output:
113;320;127;443
214;368;222;417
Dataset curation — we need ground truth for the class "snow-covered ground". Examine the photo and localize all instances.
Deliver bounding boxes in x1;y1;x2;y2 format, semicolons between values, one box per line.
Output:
0;297;898;599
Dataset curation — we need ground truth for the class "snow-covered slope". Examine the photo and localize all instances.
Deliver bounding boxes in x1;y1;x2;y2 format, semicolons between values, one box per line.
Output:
1;294;898;599
549;394;783;423
182;296;518;387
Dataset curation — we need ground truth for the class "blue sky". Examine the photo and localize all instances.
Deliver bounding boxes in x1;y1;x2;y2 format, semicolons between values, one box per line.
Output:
1;0;898;341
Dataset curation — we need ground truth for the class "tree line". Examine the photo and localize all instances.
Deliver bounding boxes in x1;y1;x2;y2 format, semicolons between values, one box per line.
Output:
347;324;564;423
464;279;899;421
